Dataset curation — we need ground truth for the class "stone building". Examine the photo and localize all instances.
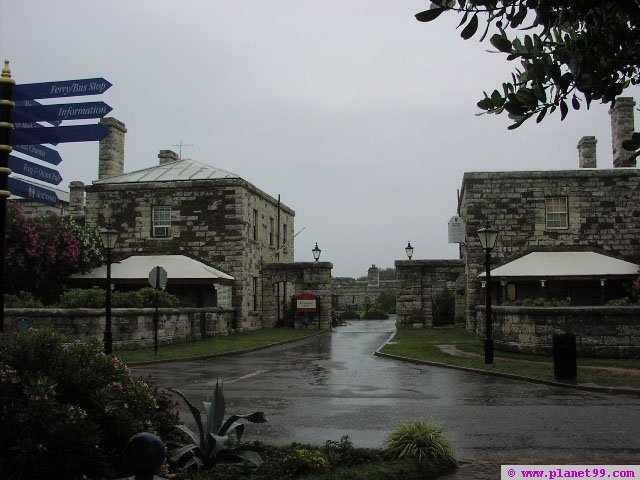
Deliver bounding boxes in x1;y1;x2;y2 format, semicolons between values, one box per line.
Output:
458;97;640;329
73;117;295;330
396;97;640;336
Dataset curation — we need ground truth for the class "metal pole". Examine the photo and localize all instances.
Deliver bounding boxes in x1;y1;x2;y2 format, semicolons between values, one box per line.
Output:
154;266;159;356
484;247;494;364
104;247;113;354
0;60;15;334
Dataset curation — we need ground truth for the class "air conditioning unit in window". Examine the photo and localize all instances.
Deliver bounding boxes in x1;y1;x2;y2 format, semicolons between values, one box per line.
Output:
154;226;169;237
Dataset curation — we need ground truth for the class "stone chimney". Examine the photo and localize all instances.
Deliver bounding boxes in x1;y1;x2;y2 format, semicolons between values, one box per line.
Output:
68;181;85;218
98;117;126;179
577;136;597;168
610;97;636;167
367;264;380;287
158;150;180;165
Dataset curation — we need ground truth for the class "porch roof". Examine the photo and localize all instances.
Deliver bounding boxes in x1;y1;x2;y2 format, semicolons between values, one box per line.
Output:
478;251;639;279
72;255;234;284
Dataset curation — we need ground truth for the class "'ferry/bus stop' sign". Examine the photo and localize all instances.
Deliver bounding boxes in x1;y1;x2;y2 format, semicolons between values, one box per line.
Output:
296;293;317;313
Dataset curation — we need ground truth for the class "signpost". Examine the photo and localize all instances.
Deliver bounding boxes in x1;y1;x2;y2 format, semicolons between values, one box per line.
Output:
9;155;62;185
7;177;59;206
12;143;62;165
149;266;168;355
11;101;112;123
13;77;112;101
0;60;115;334
13;124;111;145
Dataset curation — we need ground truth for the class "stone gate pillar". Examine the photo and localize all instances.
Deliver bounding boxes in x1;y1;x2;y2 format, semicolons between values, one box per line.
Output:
395;259;465;328
262;262;333;329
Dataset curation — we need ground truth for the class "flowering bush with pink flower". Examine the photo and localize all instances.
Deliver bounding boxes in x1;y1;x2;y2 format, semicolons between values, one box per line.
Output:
0;328;180;479
5;206;104;303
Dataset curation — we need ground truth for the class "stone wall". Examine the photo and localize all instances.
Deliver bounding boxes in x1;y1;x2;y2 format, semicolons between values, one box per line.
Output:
476;305;640;358
4;307;234;351
261;262;333;329
459;168;640;329
331;277;397;311
394;259;465;327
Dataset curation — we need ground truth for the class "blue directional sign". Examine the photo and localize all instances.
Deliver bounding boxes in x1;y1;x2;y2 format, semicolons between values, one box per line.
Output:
12;124;111;145
12;101;112;123
11;123;59;146
12;143;62;165
13;78;112;101
7;177;59;206
15;99;61;126
9;155;62;185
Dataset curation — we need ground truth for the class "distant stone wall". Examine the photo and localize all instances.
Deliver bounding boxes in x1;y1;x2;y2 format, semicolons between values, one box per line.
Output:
4;307;235;351
395;260;465;327
331;277;397;311
475;305;640;358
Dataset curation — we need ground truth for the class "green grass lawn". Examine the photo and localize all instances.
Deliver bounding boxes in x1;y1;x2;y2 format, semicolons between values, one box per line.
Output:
115;328;321;363
380;327;640;389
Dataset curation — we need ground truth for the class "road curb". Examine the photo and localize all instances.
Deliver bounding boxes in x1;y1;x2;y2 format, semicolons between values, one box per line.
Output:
373;350;640;397
124;330;329;366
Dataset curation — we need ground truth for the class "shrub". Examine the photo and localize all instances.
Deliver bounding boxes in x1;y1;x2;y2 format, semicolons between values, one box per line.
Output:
322;435;383;467
0;328;180;479
55;286;105;308
281;448;330;476
432;288;455;326
521;297;572;307
606;297;634;306
55;287;181;308
338;308;359;320
362;308;389;320
383;419;457;473
4;291;44;308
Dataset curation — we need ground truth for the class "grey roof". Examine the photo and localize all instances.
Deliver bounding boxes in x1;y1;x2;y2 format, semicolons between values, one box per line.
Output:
478;251;639;278
93;159;240;184
72;254;234;281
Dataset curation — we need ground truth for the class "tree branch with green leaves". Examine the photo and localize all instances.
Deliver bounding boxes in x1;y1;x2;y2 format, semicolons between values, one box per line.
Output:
416;0;640;139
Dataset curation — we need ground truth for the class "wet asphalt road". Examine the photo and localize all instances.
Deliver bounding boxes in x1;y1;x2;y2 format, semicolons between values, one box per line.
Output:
132;320;640;461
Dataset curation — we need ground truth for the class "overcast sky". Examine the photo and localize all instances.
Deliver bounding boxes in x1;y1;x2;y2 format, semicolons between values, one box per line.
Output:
2;0;639;278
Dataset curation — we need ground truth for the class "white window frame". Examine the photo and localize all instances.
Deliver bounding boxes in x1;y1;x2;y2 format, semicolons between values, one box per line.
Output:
545;197;568;229
153;205;171;237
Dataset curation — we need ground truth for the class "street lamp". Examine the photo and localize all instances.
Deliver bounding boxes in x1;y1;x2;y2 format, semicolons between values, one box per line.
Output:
405;241;413;260
312;242;321;262
477;224;498;364
100;226;119;354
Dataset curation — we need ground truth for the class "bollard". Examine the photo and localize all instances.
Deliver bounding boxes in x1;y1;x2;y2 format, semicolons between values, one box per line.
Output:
123;432;167;480
553;333;577;381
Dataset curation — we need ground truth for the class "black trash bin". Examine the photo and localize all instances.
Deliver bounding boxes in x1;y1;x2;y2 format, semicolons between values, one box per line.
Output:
553;333;577;381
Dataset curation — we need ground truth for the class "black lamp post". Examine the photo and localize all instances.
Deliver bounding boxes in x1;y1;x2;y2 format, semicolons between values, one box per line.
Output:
100;226;119;354
405;241;414;260
312;242;321;262
477;225;498;364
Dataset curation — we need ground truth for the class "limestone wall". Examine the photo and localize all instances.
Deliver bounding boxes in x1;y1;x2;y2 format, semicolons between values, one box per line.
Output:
4;307;235;351
394;260;465;327
476;305;640;358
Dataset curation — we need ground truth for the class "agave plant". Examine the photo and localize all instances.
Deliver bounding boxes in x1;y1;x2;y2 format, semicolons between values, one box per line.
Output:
168;381;267;470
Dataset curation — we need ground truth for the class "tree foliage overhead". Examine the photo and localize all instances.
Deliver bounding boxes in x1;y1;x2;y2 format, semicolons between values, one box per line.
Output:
416;0;640;132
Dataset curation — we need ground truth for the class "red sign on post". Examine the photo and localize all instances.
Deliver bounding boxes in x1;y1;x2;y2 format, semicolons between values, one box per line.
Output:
296;293;317;313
